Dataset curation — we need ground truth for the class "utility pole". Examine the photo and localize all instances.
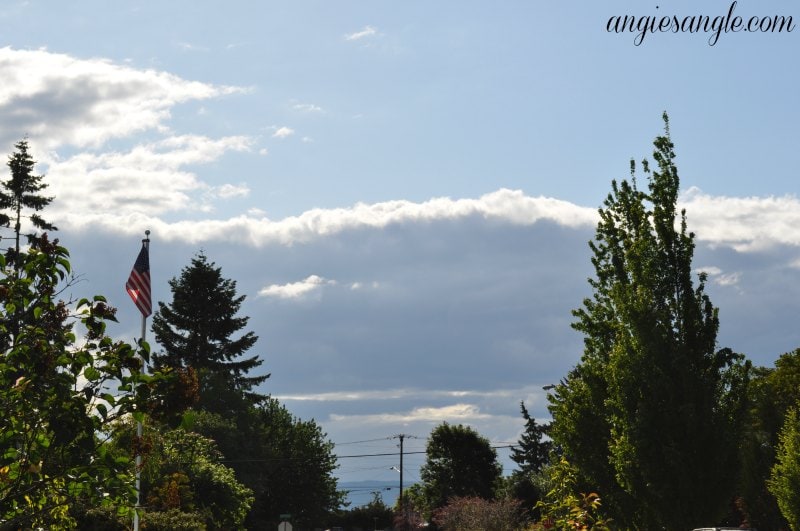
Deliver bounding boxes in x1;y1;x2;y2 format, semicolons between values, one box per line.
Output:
391;434;406;507
391;433;419;530
399;434;404;507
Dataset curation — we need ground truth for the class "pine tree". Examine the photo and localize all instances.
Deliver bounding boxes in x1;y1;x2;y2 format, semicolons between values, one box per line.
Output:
508;401;552;517
152;253;268;412
0;139;56;267
510;401;551;475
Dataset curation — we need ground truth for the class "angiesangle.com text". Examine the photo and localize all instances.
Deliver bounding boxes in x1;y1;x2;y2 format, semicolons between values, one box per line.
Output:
607;1;795;46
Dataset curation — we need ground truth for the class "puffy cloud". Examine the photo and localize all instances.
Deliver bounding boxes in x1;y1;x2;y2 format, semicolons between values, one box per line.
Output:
681;187;800;251
695;265;742;287
0;47;245;149
53;188;599;244
271;126;295;139
54;186;800;255
344;26;378;41
44;134;253;220
212;183;250;199
258;274;336;300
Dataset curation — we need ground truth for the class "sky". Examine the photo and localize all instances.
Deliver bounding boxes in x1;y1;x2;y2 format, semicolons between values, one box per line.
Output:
1;0;799;506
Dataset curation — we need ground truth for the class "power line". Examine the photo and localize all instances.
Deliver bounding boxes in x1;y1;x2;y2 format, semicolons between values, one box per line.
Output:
333;437;393;446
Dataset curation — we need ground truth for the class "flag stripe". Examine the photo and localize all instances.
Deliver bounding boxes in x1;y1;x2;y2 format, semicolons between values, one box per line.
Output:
126;243;151;317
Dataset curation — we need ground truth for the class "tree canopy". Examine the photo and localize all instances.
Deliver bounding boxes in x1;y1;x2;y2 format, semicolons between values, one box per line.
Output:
548;113;749;529
0;238;145;528
420;423;502;516
768;405;800;530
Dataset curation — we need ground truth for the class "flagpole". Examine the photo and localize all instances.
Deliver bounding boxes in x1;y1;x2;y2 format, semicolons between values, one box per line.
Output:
133;230;150;531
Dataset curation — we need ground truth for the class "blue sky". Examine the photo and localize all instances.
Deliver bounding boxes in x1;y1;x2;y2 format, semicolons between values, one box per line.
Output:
1;0;798;502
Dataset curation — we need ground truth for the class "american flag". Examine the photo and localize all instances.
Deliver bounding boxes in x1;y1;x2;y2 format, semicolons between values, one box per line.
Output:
126;241;151;317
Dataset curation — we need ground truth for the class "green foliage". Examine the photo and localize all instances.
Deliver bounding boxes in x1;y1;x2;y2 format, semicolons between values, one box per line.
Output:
151;253;268;411
0;240;145;528
548;114;749;529
768;406;800;530
420;423;502;514
0;139;56;266
330;490;394;530
534;458;611;531
393;486;428;531
190;398;343;529
733;358;794;528
116;422;254;529
433;496;525;531
103;417;253;528
140;508;207;530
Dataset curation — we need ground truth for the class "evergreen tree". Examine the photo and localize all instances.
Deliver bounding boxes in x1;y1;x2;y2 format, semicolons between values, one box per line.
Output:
510;401;551;475
0;139;56;266
152;253;268;411
547;113;749;529
508;401;552;515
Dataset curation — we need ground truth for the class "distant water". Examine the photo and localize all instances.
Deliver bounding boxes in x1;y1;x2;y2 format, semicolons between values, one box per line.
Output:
340;480;406;509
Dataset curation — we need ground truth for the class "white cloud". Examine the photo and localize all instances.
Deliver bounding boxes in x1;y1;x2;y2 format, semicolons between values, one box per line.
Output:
38;177;800;260
345;25;378;41
73;188;594;245
713;272;741;287
292;102;324;113
212;183;250;199
49;189;597;243
0;47;246;149
696;266;723;276
330;403;491;424
681;187;800;251
258;274;336;300
44;134;253;220
272;126;295;139
275;386;550;404
695;265;742;286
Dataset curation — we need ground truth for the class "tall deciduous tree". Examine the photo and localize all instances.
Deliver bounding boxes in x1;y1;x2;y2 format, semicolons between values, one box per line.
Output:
0;139;56;266
151;253;268;411
420;423;502;516
548;114;749;529
0;238;145;528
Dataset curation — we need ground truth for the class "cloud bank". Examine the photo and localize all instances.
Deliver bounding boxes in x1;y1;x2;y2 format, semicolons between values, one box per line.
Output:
0;47;244;150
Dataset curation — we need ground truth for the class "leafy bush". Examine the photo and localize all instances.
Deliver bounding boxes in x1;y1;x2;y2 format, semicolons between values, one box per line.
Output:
433;496;524;531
